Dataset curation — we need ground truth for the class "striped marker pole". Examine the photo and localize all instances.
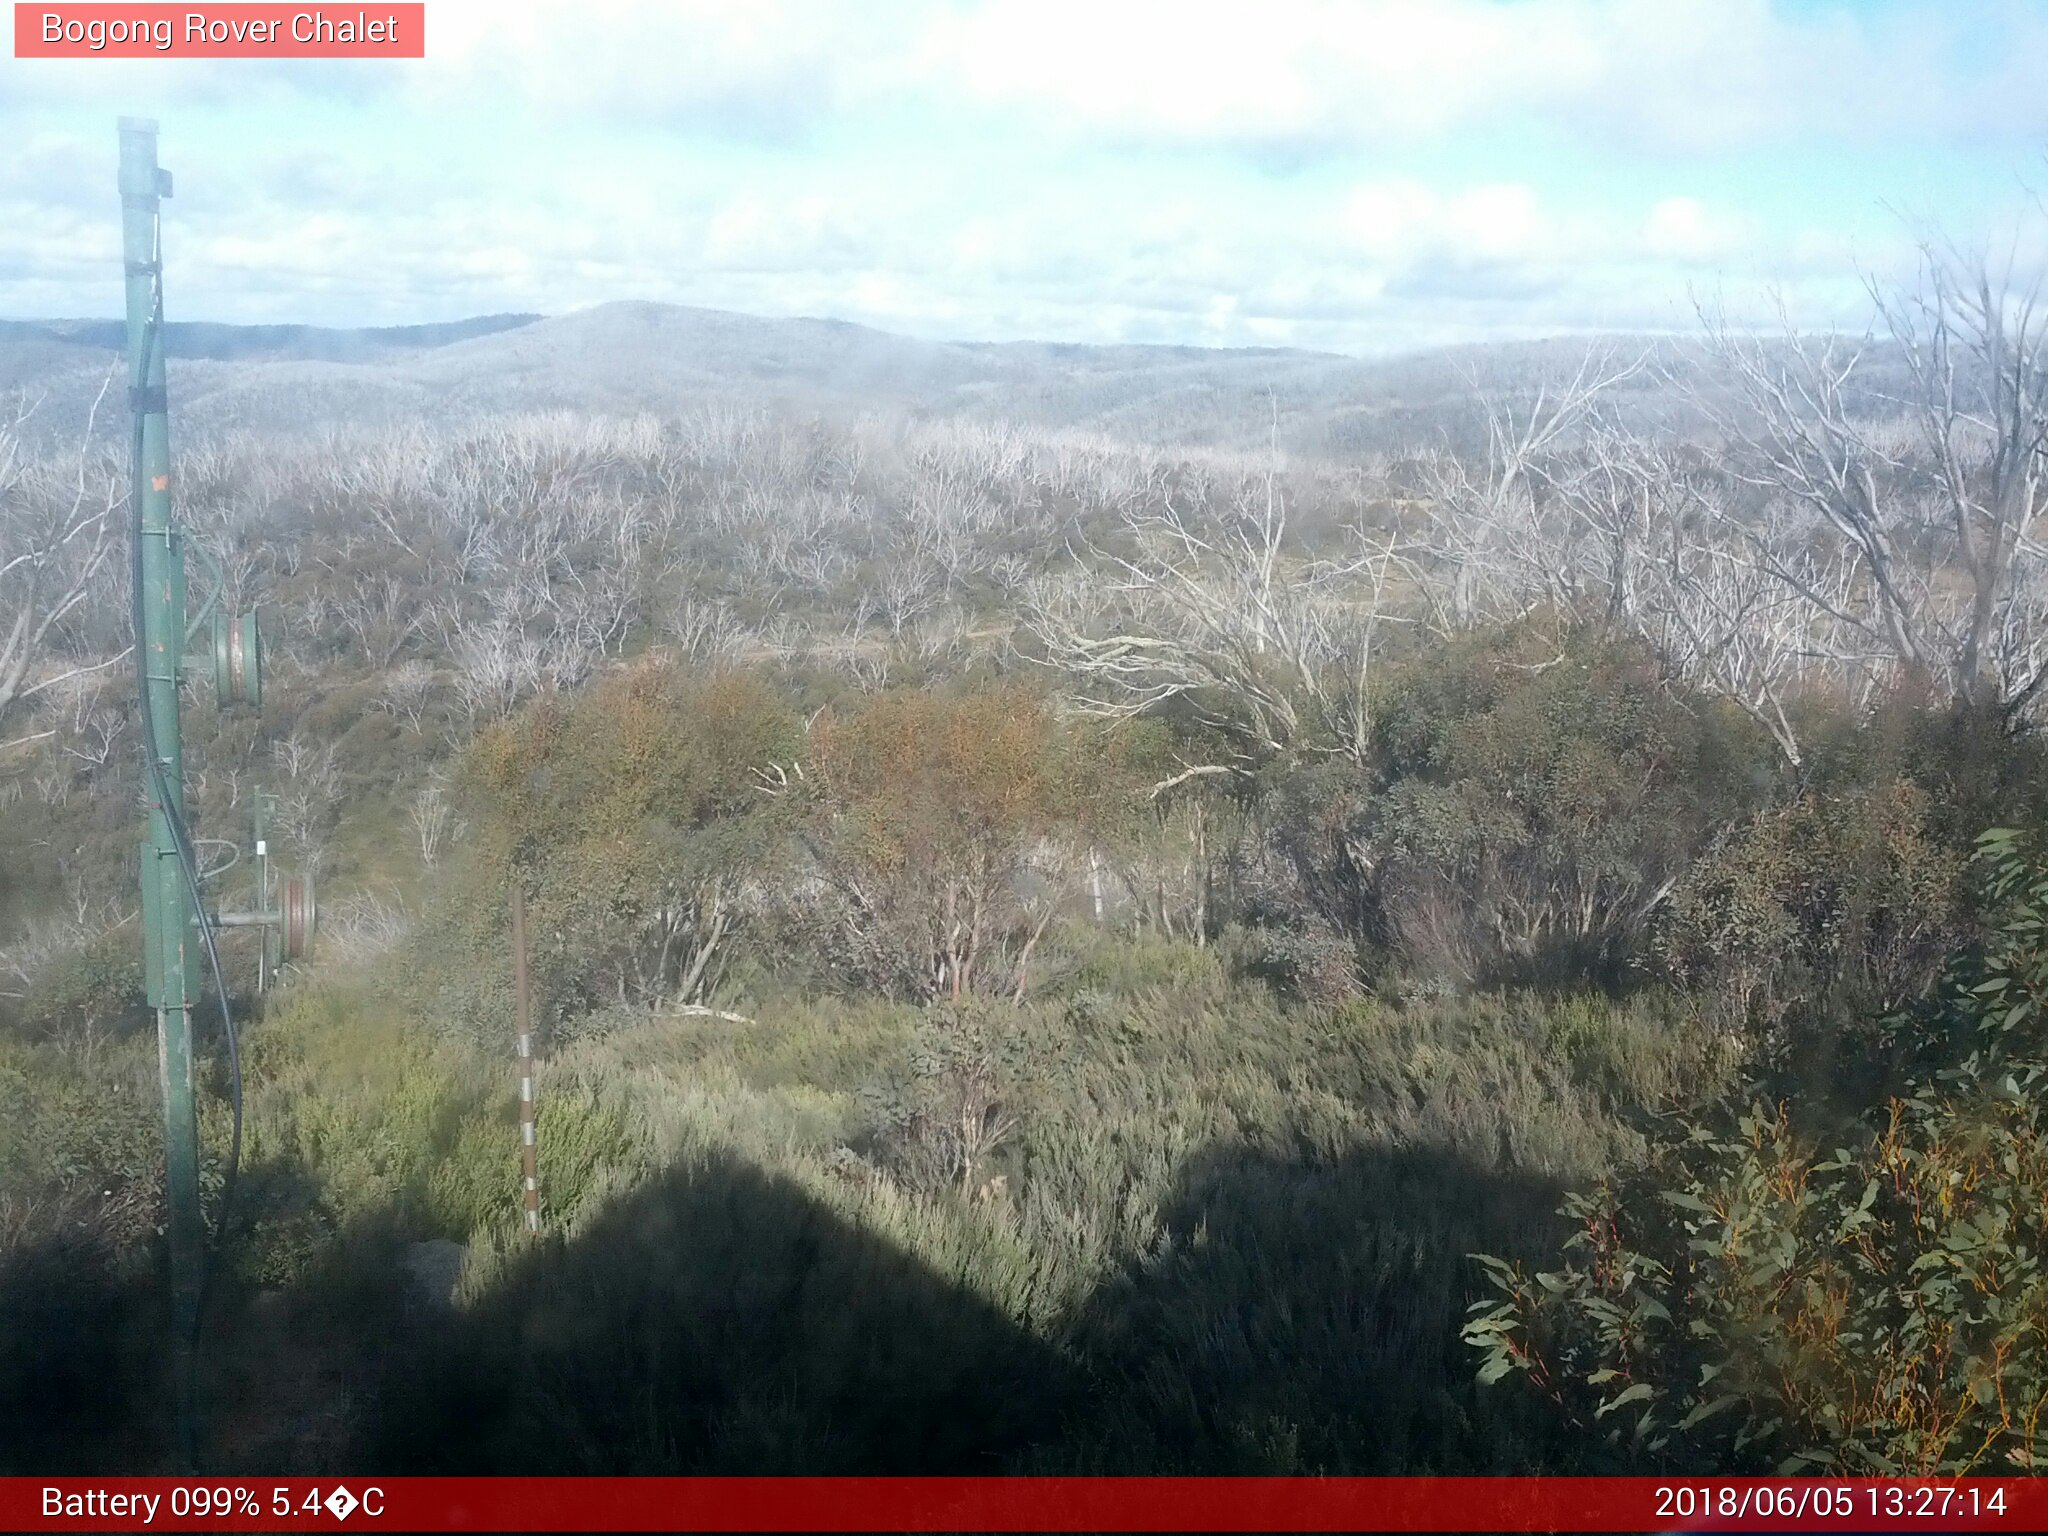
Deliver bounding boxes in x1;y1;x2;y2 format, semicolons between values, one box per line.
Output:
511;880;540;1236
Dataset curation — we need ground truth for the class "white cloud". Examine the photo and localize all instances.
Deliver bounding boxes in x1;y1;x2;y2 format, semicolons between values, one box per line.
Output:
0;139;1928;350
38;0;2021;157
1642;197;1754;263
1445;185;1546;263
1339;181;1594;269
403;0;899;133
913;0;2048;153
4;0;2041;349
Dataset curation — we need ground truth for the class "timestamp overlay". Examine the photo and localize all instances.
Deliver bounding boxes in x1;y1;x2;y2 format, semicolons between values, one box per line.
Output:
3;1477;2045;1532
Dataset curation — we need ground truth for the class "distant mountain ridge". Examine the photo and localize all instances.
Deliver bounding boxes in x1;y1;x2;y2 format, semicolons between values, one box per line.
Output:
0;313;543;364
0;299;1682;457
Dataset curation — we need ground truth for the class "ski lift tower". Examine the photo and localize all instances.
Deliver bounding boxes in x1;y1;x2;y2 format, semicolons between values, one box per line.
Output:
118;115;314;1466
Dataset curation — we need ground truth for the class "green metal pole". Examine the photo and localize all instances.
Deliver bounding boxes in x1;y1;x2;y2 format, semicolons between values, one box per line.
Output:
119;116;201;1465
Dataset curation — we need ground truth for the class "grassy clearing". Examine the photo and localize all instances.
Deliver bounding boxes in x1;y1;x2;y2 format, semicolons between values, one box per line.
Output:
71;937;1713;1475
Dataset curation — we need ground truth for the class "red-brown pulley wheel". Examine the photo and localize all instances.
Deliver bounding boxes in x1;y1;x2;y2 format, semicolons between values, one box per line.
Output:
281;874;316;961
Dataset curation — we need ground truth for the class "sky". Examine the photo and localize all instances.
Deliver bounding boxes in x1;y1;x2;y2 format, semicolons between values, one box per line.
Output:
3;0;2047;354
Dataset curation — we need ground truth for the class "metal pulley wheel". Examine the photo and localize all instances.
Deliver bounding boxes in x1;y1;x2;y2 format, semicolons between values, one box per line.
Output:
212;607;262;708
281;872;316;961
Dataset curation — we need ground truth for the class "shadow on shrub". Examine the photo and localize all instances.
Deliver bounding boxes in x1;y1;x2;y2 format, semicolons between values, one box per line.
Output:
367;1151;1081;1473
1059;1138;1586;1473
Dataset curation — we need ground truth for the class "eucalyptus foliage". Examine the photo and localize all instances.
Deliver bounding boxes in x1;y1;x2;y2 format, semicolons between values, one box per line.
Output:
1468;829;2048;1473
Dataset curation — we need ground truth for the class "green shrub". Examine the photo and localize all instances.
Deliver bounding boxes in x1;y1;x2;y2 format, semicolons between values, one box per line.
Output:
240;985;517;1238
460;661;800;1023
1468;830;2048;1475
800;684;1122;1001
1067;931;1226;997
13;931;144;1046
0;1034;161;1222
1267;624;1775;987
1658;779;1967;1049
1221;911;1364;1007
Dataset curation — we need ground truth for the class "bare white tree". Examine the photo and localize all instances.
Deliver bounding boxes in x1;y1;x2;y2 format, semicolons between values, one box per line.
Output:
452;609;549;727
270;731;340;867
1413;346;1647;633
0;381;127;754
1546;425;1861;767
1028;470;1415;779
375;659;439;732
316;891;412;967
660;595;748;664
410;778;452;868
59;696;126;771
877;541;944;637
335;572;426;668
1635;498;1860;768
0;909;91;1001
1690;245;2048;723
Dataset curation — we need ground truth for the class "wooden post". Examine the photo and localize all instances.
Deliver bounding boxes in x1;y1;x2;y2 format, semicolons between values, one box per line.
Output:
512;880;540;1237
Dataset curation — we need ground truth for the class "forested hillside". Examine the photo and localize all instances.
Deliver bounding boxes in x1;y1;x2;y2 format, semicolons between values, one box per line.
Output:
3;240;2047;1476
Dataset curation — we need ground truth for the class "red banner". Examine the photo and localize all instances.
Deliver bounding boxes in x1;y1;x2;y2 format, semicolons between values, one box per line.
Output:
13;4;425;58
4;1477;2046;1532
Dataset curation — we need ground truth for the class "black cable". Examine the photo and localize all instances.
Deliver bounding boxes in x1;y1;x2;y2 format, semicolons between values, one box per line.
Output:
128;209;242;1330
